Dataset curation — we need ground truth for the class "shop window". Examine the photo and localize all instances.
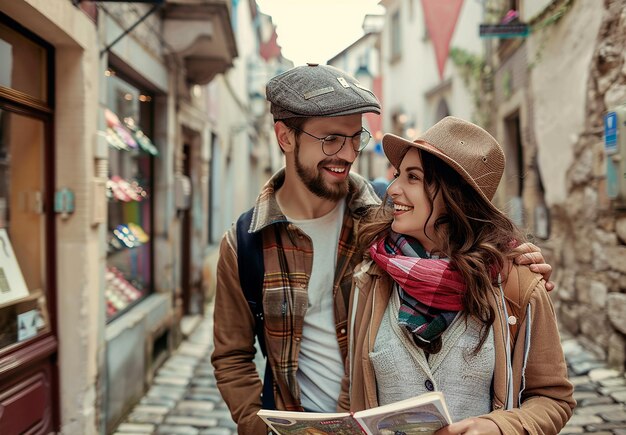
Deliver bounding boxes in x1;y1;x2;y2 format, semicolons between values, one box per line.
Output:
0;15;53;352
104;70;156;322
0;21;48;103
390;11;402;63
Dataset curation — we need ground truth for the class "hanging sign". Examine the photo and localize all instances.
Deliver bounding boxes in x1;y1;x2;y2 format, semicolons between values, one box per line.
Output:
479;23;529;39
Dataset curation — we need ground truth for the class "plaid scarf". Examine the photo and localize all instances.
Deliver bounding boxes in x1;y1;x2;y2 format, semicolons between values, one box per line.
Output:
369;232;466;350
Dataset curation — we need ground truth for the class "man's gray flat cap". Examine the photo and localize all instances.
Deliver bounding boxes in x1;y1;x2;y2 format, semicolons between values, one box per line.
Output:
266;63;381;120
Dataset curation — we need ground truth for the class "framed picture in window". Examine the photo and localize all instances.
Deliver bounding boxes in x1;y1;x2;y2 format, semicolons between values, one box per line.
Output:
0;228;29;307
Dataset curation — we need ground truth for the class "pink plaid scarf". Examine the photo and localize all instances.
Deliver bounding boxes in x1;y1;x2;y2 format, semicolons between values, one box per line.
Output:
369;235;466;311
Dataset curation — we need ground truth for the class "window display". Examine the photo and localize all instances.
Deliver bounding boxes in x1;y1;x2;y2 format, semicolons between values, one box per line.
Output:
0;10;54;360
105;70;156;321
0;108;52;350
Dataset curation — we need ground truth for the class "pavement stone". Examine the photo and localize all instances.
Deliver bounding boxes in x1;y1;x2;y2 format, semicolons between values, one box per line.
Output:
578;404;625;415
613;391;626;402
164;415;219;427
116;423;156;433
155;425;200;435
579;396;616;407
588;423;626;432
146;385;186;401
571;360;607;376
113;301;626;435
199;429;232;435
154;376;192;387
127;411;165;425
591;369;623;382
132;405;170;415
177;401;216;412
570;375;593;386
140;396;177;408
561;428;585;434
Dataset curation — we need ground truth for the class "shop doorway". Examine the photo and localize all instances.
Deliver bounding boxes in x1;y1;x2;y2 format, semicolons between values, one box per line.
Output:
0;13;59;433
180;142;193;314
179;131;204;316
504;112;525;226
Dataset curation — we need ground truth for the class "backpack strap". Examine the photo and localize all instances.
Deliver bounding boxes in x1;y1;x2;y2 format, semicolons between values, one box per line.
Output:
236;207;266;356
235;207;275;409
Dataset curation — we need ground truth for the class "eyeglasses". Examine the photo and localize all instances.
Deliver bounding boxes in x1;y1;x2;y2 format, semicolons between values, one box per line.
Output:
292;127;372;156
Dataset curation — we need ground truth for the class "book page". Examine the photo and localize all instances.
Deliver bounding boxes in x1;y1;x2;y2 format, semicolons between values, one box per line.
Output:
354;392;452;435
258;410;364;434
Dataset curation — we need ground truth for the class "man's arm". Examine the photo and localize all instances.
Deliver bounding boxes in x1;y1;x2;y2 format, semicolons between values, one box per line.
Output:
211;231;267;434
512;242;554;291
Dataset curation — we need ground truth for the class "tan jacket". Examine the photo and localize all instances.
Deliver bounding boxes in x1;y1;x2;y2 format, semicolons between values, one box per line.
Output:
338;260;575;435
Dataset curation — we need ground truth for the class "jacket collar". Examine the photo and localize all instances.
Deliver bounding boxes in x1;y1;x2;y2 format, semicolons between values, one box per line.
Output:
248;167;381;233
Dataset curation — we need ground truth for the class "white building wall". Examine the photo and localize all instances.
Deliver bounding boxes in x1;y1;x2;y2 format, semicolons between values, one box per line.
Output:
328;32;385;180
523;0;555;21
381;0;483;136
213;0;258;237
529;0;604;205
328;33;380;78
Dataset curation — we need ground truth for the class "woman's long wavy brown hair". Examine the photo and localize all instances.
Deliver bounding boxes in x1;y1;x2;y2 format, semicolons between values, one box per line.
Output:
358;149;526;352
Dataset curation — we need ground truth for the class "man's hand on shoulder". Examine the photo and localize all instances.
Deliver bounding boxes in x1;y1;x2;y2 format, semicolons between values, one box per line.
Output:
512;242;555;292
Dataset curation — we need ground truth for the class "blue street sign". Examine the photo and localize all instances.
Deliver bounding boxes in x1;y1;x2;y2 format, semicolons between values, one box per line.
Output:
605;111;618;154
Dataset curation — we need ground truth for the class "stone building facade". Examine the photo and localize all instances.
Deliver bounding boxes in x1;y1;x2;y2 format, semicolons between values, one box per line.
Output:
474;0;626;370
544;0;626;370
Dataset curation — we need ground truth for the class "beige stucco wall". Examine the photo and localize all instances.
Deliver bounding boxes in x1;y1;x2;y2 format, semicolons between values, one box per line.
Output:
529;0;604;205
0;0;102;433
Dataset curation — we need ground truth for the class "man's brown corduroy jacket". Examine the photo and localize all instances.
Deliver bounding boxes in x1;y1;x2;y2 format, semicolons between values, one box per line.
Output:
211;169;380;434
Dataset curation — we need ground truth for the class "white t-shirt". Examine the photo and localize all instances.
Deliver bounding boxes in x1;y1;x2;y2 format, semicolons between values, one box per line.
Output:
286;201;346;412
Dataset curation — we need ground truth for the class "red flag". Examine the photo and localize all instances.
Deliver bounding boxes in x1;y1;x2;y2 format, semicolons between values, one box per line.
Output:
421;0;464;80
260;29;282;61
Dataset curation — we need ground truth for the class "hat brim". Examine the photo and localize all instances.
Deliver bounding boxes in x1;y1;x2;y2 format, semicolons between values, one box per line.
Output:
272;104;381;120
382;133;500;207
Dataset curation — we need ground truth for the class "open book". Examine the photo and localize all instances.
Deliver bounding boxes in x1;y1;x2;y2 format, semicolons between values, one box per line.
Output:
257;391;451;435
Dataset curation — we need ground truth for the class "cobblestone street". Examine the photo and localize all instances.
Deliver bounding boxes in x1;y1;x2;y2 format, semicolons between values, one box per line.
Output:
113;301;239;435
561;335;626;434
113;303;626;435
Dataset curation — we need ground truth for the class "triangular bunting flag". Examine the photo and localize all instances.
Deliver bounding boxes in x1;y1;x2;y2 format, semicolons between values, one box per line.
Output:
421;0;465;80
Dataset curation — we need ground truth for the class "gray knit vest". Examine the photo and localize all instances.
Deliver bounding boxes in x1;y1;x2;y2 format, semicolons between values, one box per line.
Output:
371;289;494;422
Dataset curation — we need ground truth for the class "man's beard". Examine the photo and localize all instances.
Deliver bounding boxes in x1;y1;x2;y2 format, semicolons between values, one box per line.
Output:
294;141;350;201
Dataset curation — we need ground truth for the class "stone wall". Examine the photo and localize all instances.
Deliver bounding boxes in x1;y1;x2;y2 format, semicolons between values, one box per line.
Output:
545;0;626;370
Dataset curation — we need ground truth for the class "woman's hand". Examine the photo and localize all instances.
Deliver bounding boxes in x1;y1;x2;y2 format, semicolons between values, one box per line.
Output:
435;417;501;435
512;242;555;291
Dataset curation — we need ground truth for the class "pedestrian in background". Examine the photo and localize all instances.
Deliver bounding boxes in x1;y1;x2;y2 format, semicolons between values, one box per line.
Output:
339;117;574;434
370;162;395;199
211;65;555;434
